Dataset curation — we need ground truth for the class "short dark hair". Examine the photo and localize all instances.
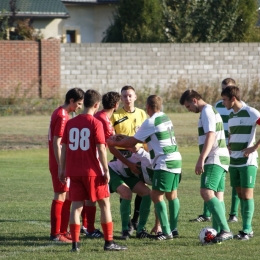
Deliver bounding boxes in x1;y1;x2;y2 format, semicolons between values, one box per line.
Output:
84;89;101;108
221;86;241;101
102;92;121;109
65;88;84;104
222;78;236;86
179;90;202;105
146;95;162;111
121;85;135;93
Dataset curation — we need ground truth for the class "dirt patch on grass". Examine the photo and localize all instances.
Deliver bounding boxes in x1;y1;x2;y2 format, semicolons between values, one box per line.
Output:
0;135;48;150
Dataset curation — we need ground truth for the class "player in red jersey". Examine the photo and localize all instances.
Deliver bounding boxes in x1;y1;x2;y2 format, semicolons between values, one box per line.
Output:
48;88;84;243
59;89;127;252
80;92;121;238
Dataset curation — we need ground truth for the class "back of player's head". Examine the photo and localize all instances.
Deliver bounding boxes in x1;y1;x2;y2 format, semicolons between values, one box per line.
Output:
146;95;162;111
222;78;236;86
121;85;135;93
65;88;84;104
179;89;202;105
221;86;241;101
84;89;101;108
102;92;121;109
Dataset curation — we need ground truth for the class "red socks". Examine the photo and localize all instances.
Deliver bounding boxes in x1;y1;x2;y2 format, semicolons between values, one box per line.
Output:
60;200;71;234
101;222;113;241
70;224;80;242
50;200;63;236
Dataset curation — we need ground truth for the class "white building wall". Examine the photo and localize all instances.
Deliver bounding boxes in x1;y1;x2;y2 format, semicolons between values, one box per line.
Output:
33;5;115;43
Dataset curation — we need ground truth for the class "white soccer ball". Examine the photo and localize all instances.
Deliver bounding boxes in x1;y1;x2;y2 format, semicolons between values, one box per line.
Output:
199;227;217;245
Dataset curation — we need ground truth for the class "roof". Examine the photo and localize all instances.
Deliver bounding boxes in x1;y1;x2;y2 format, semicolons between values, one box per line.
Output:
0;0;69;18
62;0;119;4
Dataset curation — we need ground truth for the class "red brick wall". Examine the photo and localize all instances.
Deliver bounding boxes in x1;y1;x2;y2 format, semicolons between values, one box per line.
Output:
0;40;60;99
41;40;60;98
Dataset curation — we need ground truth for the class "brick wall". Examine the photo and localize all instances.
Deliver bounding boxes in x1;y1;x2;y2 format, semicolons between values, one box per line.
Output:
0;40;60;99
1;42;259;99
60;43;260;93
41;40;60;98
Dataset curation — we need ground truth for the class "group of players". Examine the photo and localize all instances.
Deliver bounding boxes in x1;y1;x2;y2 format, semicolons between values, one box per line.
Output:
48;79;260;252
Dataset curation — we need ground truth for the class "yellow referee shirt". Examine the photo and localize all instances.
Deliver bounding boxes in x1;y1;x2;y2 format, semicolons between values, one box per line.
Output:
110;107;147;149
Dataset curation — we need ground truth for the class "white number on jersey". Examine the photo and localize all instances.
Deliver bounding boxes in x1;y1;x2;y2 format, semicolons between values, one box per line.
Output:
69;128;90;151
167;126;176;145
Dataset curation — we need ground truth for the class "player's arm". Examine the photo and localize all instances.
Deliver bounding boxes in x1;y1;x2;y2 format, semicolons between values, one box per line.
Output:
97;143;110;184
195;131;215;175
242;117;260;156
108;146;141;174
59;143;67;184
107;136;140;148
53;136;62;166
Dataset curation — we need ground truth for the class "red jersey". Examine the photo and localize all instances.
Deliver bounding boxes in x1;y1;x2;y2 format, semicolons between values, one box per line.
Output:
61;114;106;177
95;110;114;140
48;106;69;167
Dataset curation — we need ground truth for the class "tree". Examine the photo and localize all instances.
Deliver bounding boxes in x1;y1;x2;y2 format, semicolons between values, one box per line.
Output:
0;10;9;40
103;0;259;43
102;0;166;43
224;0;259;42
163;0;259;43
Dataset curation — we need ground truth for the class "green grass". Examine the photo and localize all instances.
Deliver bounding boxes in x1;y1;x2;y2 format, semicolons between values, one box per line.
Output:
1;113;260;259
1;148;260;260
0;113;200;149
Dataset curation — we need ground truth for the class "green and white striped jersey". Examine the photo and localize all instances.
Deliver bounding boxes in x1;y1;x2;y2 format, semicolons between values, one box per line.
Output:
134;112;182;174
215;100;245;144
108;148;153;185
198;104;230;171
229;105;260;167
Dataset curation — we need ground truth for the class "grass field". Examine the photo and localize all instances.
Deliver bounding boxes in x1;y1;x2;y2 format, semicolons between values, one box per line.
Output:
1;114;260;259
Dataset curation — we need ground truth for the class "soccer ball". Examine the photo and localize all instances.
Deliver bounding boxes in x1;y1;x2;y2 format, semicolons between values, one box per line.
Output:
199;227;217;245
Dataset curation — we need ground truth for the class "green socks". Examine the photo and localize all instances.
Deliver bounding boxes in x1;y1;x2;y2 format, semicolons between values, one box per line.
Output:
206;197;230;232
120;199;131;231
242;199;254;233
230;187;240;216
155;200;171;235
168;198;180;231
203;202;211;218
137;195;151;233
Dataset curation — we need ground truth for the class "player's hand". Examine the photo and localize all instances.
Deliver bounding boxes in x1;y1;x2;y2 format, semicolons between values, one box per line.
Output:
128;162;141;175
58;168;67;184
195;159;204;175
242;146;255;157
106;137;115;146
150;225;162;235
103;170;110;184
127;146;139;153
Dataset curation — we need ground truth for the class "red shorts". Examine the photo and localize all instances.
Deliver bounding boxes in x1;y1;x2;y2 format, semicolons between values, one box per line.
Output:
49;165;70;193
69;176;110;202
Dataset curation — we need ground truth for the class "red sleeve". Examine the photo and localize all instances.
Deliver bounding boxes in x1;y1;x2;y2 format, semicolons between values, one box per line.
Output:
256;118;260;125
94;120;106;144
61;124;68;144
53;113;68;137
95;112;114;140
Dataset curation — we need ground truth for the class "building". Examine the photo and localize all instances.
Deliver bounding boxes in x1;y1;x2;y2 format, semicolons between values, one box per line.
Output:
0;0;119;42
